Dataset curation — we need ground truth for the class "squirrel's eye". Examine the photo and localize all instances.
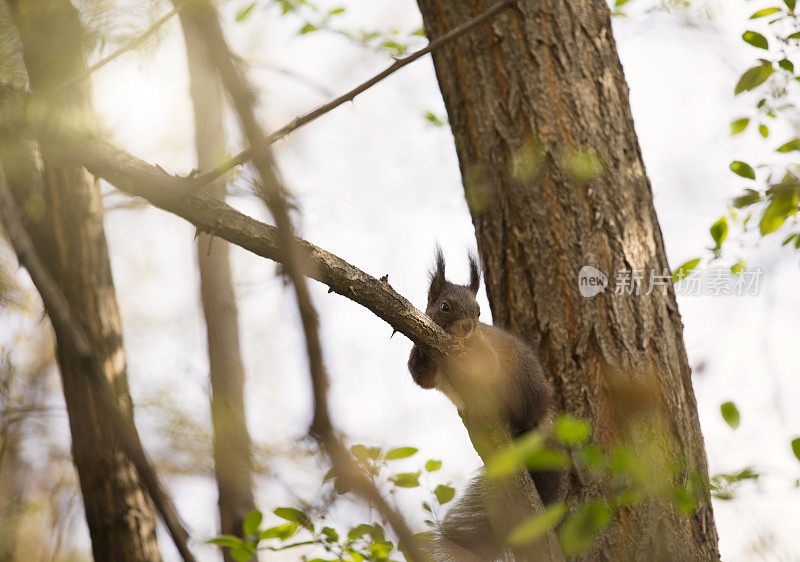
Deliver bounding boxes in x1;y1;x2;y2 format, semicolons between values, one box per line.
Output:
440;302;450;313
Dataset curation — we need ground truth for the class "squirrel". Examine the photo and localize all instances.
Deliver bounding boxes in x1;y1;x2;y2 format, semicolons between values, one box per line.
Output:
408;247;565;560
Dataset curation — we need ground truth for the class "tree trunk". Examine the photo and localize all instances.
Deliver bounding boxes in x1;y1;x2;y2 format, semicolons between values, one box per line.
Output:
179;8;257;553
4;1;161;560
415;0;720;559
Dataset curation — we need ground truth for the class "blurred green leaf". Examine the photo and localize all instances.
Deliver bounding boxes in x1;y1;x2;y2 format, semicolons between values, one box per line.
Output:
742;31;769;49
207;535;242;548
720;401;740;429
673;258;701;282
710;217;728;246
425;459;442;472
236;3;256;21
760;198;791;234
385;447;418;460
258;523;298;541
730;260;747;274
242;510;262;536
759;123;770;137
554;414;592;446
733;189;761;208
559;500;612;556
791;438;800;463
434;484;456;505
730;161;756;179
274;507;311;530
777;138;800;152
391;472;420;488
347;524;374;541
735;63;773;94
750;7;782;18
779;59;795;72
507;502;568;546
730;118;750;134
785;0;796;10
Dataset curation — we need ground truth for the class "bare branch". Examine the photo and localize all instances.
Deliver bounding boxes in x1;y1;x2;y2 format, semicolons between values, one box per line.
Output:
0;166;197;562
58;5;181;91
195;0;514;185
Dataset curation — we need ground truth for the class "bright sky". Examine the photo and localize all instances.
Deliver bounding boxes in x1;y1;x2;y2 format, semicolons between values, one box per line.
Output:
34;0;800;559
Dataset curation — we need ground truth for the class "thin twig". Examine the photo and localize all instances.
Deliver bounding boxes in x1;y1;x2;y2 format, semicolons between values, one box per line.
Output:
195;0;514;185
58;5;181;91
0;166;197;562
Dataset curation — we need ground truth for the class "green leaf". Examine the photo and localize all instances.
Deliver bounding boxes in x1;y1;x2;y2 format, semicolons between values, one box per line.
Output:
507;502;568;546
231;541;255;562
559;500;612;556
207;535;243;548
710;217;728;246
434;484;456;505
425;459;442;472
524;448;571;471
742;31;769;49
731;260;747;274
321;526;339;543
347;524;373;541
328;7;346;15
486;431;546;480
350;444;371;464
782;233;798;245
785;0;796;10
236;3;256;21
720;401;740;429
385;447;418;460
730;161;756;179
750;7;782;18
779;58;795;72
791;437;800;463
760;198;790;234
300;22;317;34
733;189;761;208
554;414;592;446
242;510;262;536
273;507;311;530
258;523;298;541
735;63;774;94
788;31;800;39
730;118;750;134
391;472;420;488
759;123;770;137
673;258;701;282
777;138;800;152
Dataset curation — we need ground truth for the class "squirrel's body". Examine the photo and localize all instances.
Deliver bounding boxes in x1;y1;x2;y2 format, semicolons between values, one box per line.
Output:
408;248;564;560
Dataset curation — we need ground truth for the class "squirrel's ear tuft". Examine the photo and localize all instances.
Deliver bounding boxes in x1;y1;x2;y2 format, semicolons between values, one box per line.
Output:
428;245;446;304
468;251;480;295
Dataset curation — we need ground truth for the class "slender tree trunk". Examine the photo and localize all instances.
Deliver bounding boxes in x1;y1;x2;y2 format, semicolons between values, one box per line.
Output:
4;1;161;560
415;0;720;559
179;8;256;552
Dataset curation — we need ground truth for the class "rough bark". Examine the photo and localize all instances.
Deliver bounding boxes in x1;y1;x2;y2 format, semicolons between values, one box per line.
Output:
415;0;719;560
179;10;256;552
4;1;161;560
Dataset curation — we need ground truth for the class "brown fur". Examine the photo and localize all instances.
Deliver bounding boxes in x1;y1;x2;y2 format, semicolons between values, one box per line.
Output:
408;248;565;560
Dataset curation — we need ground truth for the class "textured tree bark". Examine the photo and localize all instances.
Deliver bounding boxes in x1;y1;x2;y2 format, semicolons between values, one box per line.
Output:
4;1;161;560
179;9;257;555
414;0;720;559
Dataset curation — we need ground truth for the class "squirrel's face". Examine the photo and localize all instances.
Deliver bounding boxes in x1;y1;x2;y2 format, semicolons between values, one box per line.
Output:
427;283;481;338
425;248;481;338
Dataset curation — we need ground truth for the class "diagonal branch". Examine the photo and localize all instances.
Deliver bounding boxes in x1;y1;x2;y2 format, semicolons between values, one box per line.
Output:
195;0;514;185
76;134;450;354
0;166;197;562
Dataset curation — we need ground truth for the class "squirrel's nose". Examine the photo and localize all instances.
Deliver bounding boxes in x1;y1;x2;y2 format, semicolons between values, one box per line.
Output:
450;319;475;338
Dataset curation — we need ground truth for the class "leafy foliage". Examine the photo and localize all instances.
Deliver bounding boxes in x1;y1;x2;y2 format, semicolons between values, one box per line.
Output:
207;443;453;561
